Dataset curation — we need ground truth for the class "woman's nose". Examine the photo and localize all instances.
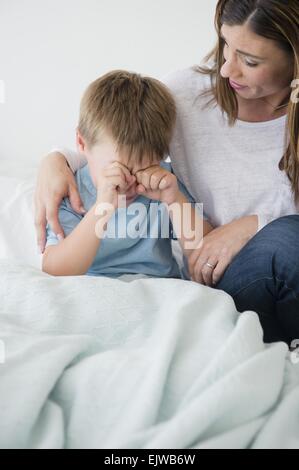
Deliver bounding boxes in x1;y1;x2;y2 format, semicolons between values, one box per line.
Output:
220;53;240;79
221;59;236;79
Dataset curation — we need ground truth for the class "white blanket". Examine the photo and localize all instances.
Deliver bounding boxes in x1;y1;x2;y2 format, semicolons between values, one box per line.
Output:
0;259;299;449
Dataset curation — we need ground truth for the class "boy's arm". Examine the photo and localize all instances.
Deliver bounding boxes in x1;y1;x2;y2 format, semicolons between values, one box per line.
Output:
134;163;213;259
42;202;114;276
42;162;132;276
167;192;213;258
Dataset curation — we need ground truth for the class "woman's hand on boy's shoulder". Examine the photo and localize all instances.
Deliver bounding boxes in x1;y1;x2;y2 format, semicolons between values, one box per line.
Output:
34;152;86;254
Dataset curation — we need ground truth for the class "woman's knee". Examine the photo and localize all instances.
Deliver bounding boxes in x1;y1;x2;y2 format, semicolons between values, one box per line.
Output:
257;215;299;247
217;215;299;294
257;216;299;276
241;215;299;264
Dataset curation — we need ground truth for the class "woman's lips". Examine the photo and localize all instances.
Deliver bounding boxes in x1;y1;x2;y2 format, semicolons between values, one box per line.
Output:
229;79;248;90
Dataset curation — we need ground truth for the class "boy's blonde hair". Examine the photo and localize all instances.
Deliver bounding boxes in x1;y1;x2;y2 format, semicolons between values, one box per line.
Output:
78;70;176;164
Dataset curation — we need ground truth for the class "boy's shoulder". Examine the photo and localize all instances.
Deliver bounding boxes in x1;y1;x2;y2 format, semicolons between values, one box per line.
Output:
74;162;91;180
74;164;96;196
159;160;172;172
60;164;96;215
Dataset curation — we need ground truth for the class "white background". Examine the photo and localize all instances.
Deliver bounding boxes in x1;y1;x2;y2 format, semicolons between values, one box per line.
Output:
0;0;217;166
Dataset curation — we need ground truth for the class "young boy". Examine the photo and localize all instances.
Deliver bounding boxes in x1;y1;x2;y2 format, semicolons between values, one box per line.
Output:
42;70;212;278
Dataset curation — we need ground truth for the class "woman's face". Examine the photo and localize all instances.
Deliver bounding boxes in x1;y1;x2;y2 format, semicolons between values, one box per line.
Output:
220;23;294;102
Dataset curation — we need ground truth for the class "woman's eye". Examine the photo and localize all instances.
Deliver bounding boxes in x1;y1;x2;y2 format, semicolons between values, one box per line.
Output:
245;60;258;67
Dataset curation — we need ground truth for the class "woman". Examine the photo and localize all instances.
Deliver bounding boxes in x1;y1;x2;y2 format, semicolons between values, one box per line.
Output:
34;0;299;344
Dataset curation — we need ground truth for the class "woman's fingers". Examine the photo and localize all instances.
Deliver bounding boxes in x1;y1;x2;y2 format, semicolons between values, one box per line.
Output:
211;256;230;286
188;246;203;279
188;246;219;286
34;205;47;254
69;183;86;214
34;152;79;252
192;255;230;286
201;258;218;287
46;197;65;241
192;253;208;284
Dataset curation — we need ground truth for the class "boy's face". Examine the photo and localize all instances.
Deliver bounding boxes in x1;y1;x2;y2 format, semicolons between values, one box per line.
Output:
76;130;161;205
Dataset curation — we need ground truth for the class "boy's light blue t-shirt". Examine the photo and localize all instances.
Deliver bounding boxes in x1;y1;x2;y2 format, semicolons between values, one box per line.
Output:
46;162;196;279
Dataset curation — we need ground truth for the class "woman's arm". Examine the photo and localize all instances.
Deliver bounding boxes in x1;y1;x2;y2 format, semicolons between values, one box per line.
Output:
42;202;114;276
34;151;87;254
50;147;87;173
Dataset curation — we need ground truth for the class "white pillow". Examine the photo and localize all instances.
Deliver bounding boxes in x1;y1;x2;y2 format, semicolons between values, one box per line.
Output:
0;165;41;268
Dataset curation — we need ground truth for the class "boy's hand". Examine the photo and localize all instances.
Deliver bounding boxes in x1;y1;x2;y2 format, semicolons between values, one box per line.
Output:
96;162;136;208
135;166;180;205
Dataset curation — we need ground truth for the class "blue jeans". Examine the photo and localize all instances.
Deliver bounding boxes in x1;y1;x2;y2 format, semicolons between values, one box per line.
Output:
215;215;299;345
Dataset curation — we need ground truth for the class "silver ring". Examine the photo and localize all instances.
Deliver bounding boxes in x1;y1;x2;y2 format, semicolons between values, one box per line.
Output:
205;262;215;269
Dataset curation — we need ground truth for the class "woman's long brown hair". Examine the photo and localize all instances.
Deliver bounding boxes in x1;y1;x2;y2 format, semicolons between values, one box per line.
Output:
196;0;299;201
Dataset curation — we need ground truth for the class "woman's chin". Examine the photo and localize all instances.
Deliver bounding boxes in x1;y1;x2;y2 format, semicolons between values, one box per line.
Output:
234;87;251;96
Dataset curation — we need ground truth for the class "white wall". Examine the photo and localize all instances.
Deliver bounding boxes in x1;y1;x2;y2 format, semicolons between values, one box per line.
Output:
0;0;217;165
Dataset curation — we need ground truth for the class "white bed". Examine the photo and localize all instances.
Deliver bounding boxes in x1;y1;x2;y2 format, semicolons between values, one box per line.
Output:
0;162;299;449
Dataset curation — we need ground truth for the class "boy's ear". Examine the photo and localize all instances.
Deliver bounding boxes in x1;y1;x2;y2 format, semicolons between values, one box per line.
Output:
76;129;86;153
